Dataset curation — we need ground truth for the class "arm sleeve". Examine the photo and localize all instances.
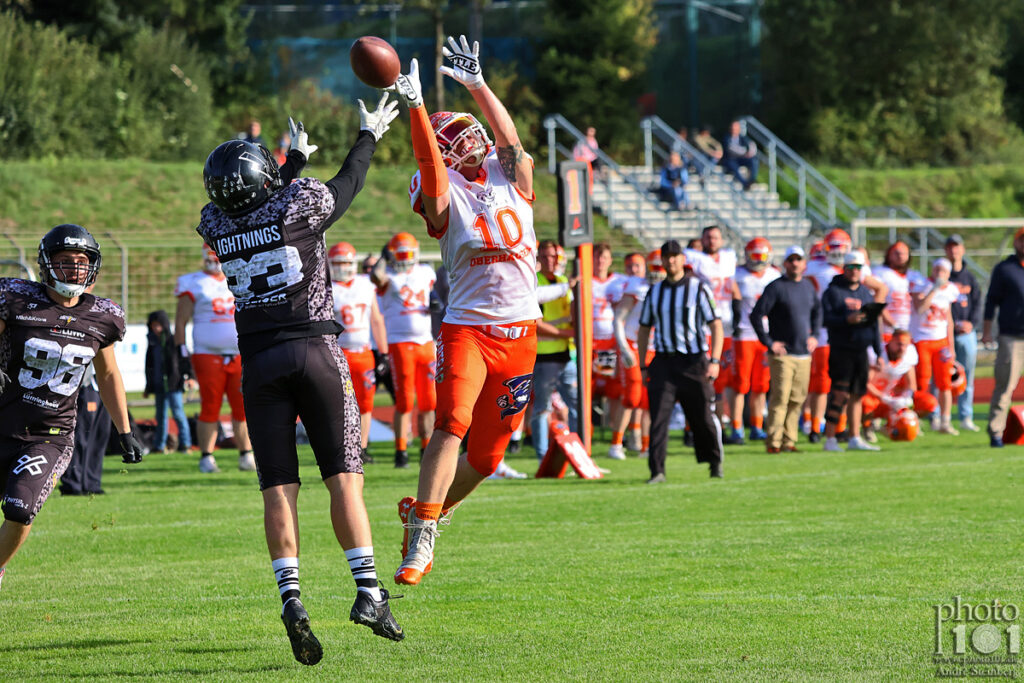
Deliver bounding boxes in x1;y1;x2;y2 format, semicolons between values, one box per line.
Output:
279;150;308;185
410;106;449;199
536;282;570;305
322;131;377;230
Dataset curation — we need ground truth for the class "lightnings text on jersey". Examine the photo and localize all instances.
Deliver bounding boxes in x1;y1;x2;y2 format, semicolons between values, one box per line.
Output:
214;225;282;255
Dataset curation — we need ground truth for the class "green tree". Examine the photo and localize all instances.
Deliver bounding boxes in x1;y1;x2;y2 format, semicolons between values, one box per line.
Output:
534;0;656;154
762;0;1019;166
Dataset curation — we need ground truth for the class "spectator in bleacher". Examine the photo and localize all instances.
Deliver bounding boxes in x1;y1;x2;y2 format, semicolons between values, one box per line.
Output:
722;120;759;191
944;234;982;432
572;126;602;180
693;124;723;163
143;310;193;455
982;227;1024;448
657;151;692;211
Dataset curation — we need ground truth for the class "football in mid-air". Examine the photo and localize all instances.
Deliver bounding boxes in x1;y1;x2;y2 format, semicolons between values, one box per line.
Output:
350;36;401;88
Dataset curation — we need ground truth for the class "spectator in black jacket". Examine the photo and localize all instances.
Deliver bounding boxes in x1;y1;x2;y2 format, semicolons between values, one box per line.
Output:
820;251;882;452
144;309;193;454
722;120;758;190
944;234;982;432
982;227;1024;447
750;245;821;453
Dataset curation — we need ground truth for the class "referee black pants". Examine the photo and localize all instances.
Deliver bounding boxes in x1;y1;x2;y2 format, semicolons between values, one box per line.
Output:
647;352;723;477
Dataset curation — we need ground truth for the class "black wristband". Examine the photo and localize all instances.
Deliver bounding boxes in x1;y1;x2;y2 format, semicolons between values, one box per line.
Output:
709;358;721;364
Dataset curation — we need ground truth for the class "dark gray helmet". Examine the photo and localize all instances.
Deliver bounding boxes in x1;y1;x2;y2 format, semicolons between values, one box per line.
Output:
203;140;282;216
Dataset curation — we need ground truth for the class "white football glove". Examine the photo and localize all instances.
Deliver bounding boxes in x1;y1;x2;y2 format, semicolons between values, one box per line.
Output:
358;92;400;142
388;58;424;109
440;34;485;90
288;117;319;160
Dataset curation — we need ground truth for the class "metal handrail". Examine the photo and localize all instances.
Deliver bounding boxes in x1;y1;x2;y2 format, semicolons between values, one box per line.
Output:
740;115;862;229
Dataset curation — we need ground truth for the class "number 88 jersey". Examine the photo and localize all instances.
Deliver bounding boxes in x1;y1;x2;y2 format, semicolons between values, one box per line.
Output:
409;150;541;326
0;278;125;433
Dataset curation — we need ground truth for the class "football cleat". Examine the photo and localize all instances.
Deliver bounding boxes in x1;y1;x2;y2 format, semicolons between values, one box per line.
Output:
725;430;745;446
398;497;431;575
239;453;256;471
394;450;409;469
350;587;404;641
847;436;880;451
360;447;375;465
199;455;221;473
395;503;440;586
748;427;767;441
281;597;323;666
823;437;842;452
961;419;980;432
608;444;626;460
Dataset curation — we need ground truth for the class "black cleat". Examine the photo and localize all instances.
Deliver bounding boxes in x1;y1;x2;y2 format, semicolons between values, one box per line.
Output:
683;430;694;447
710;463;723;479
281;598;323;666
350;588;404;641
507;438;522;454
808;432;822;444
360;448;375;465
394;450;409;468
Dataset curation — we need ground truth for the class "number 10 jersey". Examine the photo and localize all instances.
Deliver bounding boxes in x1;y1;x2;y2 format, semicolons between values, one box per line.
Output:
0;278;125;434
410;150;541;326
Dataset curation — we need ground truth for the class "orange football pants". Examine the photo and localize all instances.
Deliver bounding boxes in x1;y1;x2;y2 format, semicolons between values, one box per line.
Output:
192;353;245;422
809;345;831;395
730;339;771;395
342;347;376;414
915;339;953;391
389;341;437;413
434;321;537;476
619;340;655;410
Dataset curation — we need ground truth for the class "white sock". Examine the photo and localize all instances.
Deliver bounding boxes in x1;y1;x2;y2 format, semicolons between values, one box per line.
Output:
272;557;300;613
345;547;382;600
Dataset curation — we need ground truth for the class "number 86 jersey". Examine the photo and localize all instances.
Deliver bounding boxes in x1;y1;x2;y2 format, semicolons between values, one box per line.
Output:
0;278;125;434
410;150;541;325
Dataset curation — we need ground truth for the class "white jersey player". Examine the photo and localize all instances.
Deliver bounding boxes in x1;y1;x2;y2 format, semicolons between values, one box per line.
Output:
874;241;923;339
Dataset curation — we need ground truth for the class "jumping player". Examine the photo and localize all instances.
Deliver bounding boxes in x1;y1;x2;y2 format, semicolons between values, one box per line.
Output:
389;35;541;586
729;237;781;443
174;243;254;472
1;224;144;591
329;241;388;459
199;105;404;664
370;232;436;468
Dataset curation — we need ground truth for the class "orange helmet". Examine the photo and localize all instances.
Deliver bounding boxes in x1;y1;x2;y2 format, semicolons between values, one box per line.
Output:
386;232;419;273
328;241;358;282
950;361;967;398
809;240;827;262
824;228;852;265
429;111;492;172
889;408;919;442
646;250;665;283
745;237;772;270
201;243;221;274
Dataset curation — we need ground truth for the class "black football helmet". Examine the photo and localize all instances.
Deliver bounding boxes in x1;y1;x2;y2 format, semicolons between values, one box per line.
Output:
38;224;102;298
203;140;283;216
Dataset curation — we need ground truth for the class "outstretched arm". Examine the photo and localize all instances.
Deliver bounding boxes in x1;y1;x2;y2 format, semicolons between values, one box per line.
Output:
440;35;532;197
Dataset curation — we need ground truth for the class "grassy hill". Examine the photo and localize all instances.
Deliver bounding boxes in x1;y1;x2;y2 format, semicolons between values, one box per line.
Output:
0;159;642;321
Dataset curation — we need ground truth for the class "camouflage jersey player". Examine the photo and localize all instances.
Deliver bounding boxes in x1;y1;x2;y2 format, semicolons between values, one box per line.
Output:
198;101;403;665
0;224;144;592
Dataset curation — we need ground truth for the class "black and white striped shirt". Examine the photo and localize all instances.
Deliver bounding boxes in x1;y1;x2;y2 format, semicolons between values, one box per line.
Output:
638;275;719;354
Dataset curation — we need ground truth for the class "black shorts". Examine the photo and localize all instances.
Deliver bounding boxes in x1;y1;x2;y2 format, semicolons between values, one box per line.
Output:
827;347;870;398
241;335;363;490
1;435;73;524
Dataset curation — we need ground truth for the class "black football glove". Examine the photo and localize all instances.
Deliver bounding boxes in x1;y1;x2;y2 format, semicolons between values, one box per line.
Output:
119;432;145;464
0;368;9;395
375;352;391;377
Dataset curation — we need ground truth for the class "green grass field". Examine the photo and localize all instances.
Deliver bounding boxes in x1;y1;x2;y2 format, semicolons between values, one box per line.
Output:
3;410;1021;681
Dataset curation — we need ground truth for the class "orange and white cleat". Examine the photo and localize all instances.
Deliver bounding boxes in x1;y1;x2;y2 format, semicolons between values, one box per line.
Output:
395;497;439;585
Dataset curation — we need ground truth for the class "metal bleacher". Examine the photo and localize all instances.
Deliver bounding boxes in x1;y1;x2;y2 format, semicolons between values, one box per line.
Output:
543;114;813;252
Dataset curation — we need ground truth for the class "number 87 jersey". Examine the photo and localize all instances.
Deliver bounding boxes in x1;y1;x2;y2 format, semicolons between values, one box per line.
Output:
0;278;125;433
409;150;541;326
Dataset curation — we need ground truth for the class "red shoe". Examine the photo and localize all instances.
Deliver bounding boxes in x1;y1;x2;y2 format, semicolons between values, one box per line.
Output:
766;446;781;454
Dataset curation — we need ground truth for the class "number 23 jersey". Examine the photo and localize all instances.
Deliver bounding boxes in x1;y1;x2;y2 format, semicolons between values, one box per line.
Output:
0;278;125;433
409;151;541;325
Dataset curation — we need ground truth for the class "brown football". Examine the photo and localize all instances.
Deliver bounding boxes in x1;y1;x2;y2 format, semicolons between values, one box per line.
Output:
350;36;401;88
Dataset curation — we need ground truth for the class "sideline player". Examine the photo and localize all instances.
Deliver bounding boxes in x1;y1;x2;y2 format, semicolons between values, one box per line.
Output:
370;232;436;468
861;328;937;441
199;104;404;664
388;36;541;585
1;224;144;590
613;250;665;457
873;241;922;343
685;225;737;425
175;243;254;472
729;237;781;443
591;243;627;457
910;257;960;434
329;242;388;461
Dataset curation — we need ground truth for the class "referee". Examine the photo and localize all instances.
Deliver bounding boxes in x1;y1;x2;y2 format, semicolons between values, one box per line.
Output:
637;239;725;482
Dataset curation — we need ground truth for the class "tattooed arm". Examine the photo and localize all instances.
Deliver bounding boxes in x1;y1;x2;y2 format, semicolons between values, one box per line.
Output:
470;84;533;198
